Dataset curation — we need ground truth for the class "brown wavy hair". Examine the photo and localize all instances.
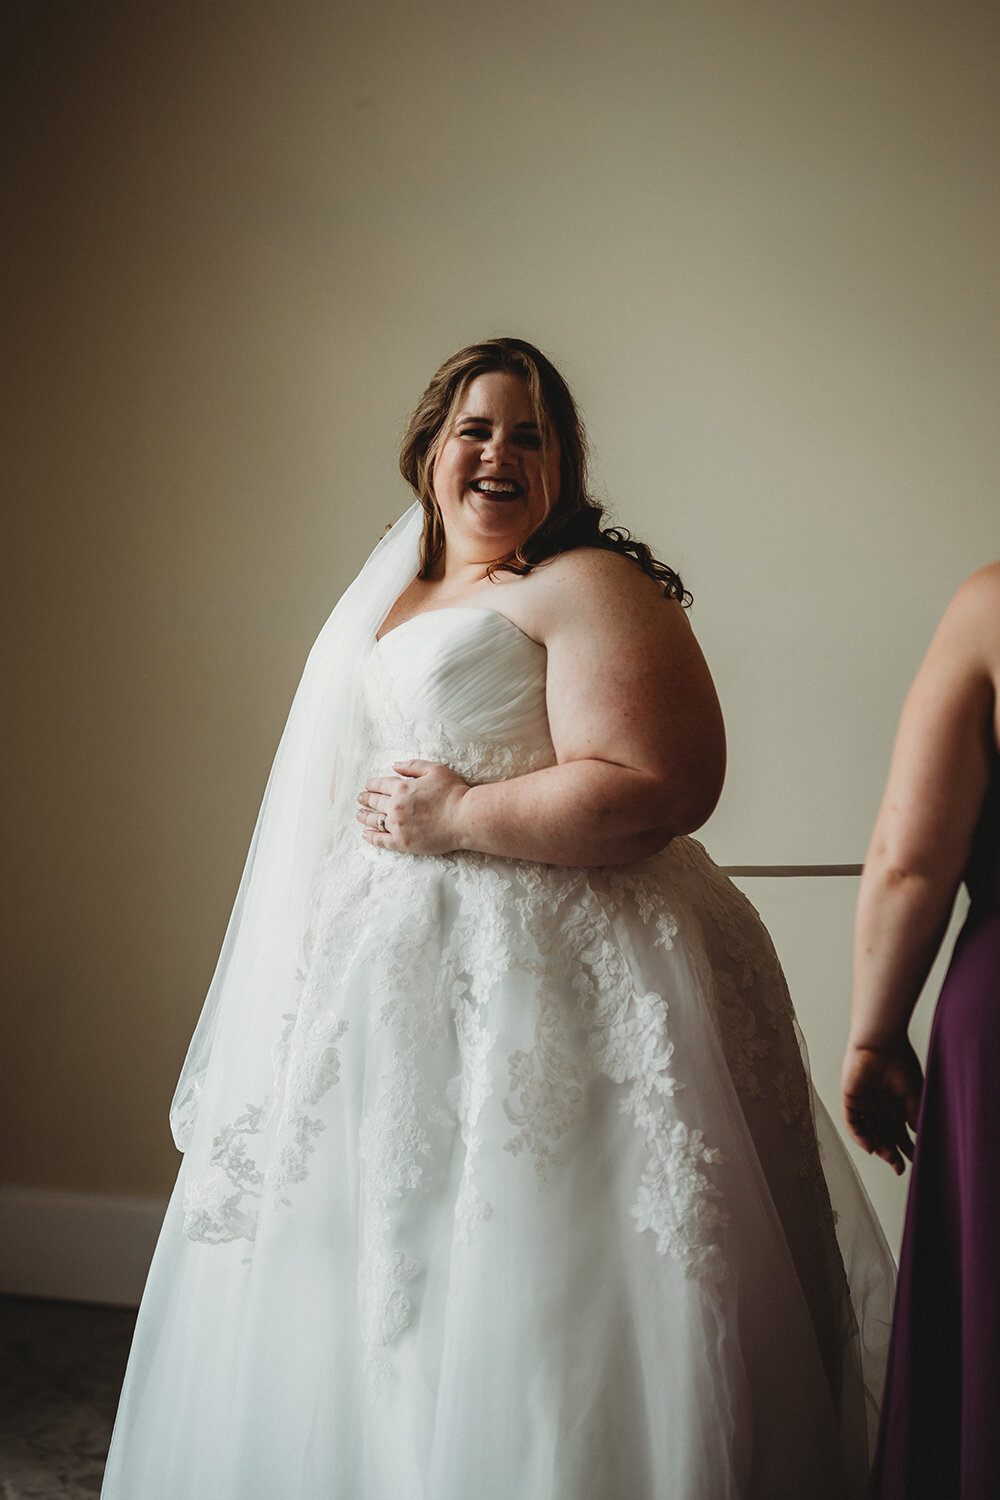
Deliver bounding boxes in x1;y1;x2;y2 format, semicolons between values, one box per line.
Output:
398;337;691;604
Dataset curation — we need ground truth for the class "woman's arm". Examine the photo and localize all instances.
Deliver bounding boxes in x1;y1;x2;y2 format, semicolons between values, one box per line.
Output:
360;548;726;866
842;565;1000;1171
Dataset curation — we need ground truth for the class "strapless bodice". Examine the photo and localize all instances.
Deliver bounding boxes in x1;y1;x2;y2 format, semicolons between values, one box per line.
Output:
363;607;556;783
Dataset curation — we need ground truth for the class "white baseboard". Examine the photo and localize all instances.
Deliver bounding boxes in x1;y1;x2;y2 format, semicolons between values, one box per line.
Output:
0;1185;168;1307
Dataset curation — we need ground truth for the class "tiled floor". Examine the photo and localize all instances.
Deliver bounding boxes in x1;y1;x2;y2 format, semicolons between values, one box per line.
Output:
0;1296;135;1500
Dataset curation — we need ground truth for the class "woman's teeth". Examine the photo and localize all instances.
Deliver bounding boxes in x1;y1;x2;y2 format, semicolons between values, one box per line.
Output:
471;479;522;497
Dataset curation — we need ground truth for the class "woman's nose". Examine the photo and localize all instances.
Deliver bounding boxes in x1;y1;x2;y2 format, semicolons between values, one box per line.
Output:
481;432;513;465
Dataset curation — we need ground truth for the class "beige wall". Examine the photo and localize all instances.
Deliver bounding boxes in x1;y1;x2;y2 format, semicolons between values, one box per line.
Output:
3;0;998;1245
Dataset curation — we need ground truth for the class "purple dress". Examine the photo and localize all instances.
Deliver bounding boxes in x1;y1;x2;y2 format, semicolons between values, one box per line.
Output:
870;766;1000;1499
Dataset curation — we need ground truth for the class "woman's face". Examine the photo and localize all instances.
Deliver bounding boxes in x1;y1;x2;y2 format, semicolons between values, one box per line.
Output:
431;371;561;566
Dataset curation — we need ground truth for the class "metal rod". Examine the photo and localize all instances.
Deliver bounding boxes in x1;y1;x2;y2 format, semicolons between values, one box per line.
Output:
721;864;863;878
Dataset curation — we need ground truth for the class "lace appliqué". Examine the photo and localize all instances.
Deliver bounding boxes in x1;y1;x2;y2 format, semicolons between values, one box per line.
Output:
666;839;837;1233
181;1007;346;1244
181;837;356;1245
503;864;729;1287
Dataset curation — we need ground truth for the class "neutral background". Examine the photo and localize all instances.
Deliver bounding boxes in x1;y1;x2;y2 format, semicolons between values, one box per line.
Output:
3;0;998;1257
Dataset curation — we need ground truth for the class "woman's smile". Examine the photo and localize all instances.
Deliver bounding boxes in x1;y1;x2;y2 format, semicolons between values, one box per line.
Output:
431;369;560;565
469;477;525;499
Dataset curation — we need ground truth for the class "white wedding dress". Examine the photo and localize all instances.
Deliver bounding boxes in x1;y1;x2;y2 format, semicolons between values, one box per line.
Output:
103;604;893;1500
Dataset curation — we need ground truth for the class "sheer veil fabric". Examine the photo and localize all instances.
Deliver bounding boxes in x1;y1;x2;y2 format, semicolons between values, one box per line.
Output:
103;506;894;1500
168;504;425;1159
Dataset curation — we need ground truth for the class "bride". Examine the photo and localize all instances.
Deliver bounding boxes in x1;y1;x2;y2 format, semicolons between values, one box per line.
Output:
102;338;894;1499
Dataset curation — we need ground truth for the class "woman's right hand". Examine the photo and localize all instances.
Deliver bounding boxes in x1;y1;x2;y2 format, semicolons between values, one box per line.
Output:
841;1036;924;1175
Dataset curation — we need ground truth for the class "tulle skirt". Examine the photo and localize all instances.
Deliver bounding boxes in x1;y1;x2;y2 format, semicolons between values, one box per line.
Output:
102;834;893;1499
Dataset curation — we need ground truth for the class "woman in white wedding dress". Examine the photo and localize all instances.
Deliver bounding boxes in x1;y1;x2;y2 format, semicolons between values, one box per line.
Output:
102;338;893;1499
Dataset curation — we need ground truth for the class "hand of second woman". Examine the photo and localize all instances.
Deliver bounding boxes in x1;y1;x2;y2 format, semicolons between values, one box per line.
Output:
841;1035;924;1175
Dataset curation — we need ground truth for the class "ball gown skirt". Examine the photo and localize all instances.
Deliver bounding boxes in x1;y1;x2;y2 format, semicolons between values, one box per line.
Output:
102;607;893;1500
868;772;1000;1500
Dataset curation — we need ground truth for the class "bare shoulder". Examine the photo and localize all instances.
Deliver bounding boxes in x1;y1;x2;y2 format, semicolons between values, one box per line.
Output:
956;561;1000;623
520;545;684;640
934;562;1000;672
947;561;1000;616
534;544;667;596
901;562;1000;761
882;563;1000;863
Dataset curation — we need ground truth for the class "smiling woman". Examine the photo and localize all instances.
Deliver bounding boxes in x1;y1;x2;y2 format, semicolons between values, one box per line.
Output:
398;337;691;596
101;338;895;1500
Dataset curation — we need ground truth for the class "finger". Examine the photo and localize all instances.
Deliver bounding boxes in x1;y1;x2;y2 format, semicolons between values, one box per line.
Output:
356;807;391;833
843;1108;880;1153
391;759;436;777
861;1116;914;1173
357;788;392;809
364;776;403;797
843;1102;900;1159
865;1137;904;1174
849;1126;881;1155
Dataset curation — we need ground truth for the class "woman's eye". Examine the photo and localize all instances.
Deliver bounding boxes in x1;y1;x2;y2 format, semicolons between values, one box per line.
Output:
456;425;542;449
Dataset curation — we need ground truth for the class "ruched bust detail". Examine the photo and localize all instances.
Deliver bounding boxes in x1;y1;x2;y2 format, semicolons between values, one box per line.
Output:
365;608;556;784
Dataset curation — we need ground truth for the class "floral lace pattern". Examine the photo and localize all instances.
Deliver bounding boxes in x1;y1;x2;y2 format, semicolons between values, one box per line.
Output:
182;612;837;1368
663;838;836;1232
500;864;731;1284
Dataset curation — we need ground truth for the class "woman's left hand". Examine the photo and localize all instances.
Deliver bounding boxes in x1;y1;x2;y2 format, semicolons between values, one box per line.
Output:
358;760;471;855
841;1036;924;1175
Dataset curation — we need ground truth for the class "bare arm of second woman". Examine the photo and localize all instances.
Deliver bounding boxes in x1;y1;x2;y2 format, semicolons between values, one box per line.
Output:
360;548;726;867
842;564;1000;1172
